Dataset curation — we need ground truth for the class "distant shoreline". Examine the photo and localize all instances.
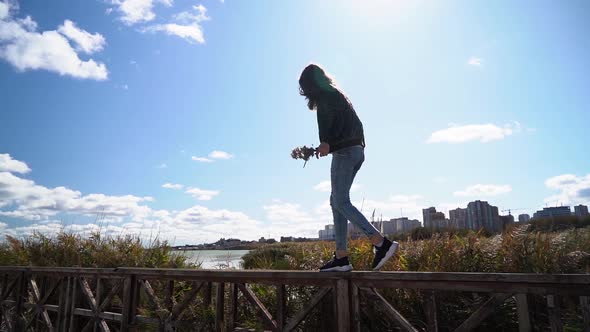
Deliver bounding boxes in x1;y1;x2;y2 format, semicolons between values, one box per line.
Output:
172;248;252;251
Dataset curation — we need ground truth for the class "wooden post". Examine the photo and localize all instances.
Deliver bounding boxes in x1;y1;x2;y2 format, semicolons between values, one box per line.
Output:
121;275;138;332
515;294;531;332
215;282;225;332
228;283;238;331
580;296;590;332
423;291;438;332
14;272;27;332
204;282;212;307
335;279;350;332
68;276;80;332
165;280;174;311
350;283;361;332
276;284;286;332
547;295;563;332
57;277;68;331
94;277;102;332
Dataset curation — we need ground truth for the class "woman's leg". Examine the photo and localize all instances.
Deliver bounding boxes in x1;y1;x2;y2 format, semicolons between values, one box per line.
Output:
331;146;383;251
331;200;348;259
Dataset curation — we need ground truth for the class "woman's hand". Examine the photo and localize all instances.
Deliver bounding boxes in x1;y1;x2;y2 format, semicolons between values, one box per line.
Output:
316;142;330;158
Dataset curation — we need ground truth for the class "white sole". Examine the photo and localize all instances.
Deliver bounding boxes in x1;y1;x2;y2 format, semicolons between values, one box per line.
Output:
320;264;353;272
373;241;399;271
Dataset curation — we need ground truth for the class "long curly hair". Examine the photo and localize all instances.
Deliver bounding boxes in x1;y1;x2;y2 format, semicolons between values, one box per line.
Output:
299;64;348;110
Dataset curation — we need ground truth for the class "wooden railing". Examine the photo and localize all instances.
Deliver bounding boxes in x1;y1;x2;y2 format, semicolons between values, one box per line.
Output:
0;266;589;332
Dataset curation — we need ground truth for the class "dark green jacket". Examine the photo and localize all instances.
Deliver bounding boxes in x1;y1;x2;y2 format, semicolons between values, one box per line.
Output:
316;91;365;152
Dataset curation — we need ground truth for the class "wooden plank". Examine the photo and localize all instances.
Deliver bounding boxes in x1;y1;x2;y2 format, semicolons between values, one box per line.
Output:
1;267;590;290
352;279;589;296
15;272;27;332
99;279;124;311
74;308;123;321
170;281;203;320
0;277;18;303
61;277;73;332
453;293;512;332
58;277;68;331
69;276;80;332
276;284;286;332
120;275;136;332
95;278;102;332
516;294;531;332
335;279;350;332
581;296;590;332
423;290;438;332
215;282;225;332
284;287;331;332
165;280;175;311
238;283;278;330
96;278;112;332
29;277;55;332
361;287;417;332
203;282;212;307
79;277;98;310
139;279;163;311
228;283;238;331
350;283;361;332
547;295;563;332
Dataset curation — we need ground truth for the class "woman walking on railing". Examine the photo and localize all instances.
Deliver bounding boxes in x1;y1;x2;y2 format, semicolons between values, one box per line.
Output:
298;64;398;272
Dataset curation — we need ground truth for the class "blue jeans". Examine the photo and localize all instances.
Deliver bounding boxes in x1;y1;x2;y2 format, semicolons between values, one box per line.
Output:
330;145;379;251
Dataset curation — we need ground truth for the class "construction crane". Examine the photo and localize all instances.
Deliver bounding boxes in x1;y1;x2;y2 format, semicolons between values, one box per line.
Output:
501;208;529;216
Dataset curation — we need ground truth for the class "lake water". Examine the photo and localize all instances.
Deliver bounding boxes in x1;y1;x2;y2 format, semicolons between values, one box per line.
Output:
173;250;250;269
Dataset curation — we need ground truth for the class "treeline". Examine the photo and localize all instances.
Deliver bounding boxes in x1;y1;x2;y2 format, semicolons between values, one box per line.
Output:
0;231;193;268
529;215;590;232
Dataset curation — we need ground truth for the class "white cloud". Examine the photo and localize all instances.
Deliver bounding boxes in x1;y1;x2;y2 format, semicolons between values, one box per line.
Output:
0;154;271;244
468;56;483;66
156;163;167;168
544;174;590;206
162;183;183;190
185;187;219;201
0;171;152;220
192;156;213;163
209;150;232;159
0;153;30;174
454;184;512;197
57;20;105;54
427;122;521;144
0;5;108;80
263;201;326;238
192;150;233;163
0;2;9;20
142;4;209;44
313;180;359;193
110;0;173;26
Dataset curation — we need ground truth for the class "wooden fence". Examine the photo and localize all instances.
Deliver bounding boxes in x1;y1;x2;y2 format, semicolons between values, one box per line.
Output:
0;266;589;332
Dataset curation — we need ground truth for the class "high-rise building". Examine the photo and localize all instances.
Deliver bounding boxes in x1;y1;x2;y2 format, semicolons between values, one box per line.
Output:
318;225;335;241
390;217;421;233
372;218;421;235
574;205;589;218
449;208;468;229
533;206;572;219
518;214;531;223
422;207;437;229
466;200;501;233
423;207;446;229
500;214;515;229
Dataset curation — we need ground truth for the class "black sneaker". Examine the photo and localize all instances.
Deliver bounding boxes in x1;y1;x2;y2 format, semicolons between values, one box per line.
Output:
319;254;353;272
372;238;399;270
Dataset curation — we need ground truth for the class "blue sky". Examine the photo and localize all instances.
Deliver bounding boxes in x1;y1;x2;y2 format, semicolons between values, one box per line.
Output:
1;0;589;244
